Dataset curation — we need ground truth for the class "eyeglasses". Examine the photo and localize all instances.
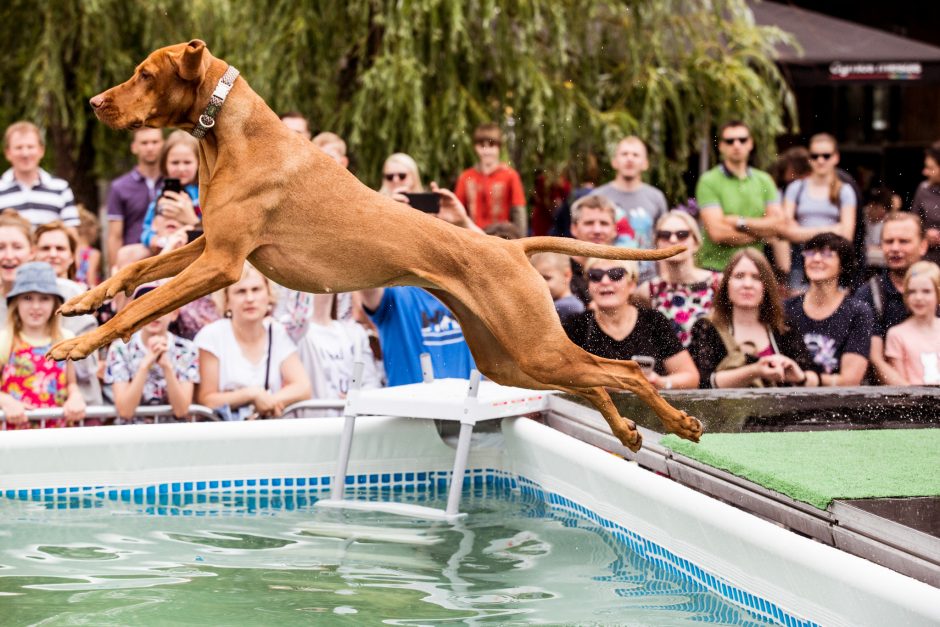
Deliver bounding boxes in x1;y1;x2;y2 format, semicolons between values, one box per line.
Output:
587;267;628;283
383;172;408;182
801;248;836;259
809;152;833;161
656;229;691;242
721;136;750;145
474;139;500;148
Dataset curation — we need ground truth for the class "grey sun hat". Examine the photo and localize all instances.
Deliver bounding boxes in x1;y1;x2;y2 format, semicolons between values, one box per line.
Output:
6;262;66;303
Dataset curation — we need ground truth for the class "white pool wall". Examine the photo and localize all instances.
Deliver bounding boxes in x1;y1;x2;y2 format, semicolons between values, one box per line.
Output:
0;416;499;490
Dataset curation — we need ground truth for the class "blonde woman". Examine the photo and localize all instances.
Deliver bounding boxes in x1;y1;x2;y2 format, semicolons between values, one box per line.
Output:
636;210;721;347
781;133;857;286
885;261;940;384
379;152;424;200
563;258;699;390
195;263;310;420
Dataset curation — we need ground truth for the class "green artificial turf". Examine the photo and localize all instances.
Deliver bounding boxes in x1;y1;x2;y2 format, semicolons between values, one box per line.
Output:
660;429;940;510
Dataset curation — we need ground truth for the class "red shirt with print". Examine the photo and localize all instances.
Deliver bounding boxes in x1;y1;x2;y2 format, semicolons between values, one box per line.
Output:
455;164;526;229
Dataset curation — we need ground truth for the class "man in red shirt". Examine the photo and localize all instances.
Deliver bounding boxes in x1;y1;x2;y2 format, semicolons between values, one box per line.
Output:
455;123;527;234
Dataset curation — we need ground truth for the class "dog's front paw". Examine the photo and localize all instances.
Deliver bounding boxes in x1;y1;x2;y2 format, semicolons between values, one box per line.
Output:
49;336;99;361
666;410;704;443
59;286;110;317
612;418;643;453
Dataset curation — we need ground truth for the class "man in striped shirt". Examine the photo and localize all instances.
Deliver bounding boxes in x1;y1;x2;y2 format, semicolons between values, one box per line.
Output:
0;121;80;229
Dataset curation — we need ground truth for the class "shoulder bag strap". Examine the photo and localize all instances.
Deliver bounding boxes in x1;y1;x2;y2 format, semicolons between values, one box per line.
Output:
264;323;273;391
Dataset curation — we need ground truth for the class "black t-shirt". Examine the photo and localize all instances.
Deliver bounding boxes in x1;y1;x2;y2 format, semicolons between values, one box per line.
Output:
853;271;908;337
563;308;684;375
784;294;874;374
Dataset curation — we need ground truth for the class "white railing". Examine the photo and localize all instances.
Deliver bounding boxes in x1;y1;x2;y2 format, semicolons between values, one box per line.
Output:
0;399;347;429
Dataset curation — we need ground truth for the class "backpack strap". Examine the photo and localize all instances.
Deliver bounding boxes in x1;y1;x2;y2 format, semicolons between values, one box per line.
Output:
869;275;885;320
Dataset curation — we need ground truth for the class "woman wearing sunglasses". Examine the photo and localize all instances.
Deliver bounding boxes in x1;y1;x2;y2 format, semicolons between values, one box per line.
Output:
563;258;699;390
780;133;857;288
689;249;819;388
783;233;873;386
379;153;424;200
635;210;721;347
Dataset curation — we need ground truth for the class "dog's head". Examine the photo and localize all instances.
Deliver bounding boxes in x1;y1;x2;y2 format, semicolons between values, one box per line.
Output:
89;40;215;131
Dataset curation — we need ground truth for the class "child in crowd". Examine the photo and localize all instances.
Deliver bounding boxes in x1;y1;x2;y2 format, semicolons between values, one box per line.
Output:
885;261;940;385
530;252;584;324
294;292;383;416
104;283;200;422
140;130;201;249
0;262;85;429
312;132;349;168
75;205;101;287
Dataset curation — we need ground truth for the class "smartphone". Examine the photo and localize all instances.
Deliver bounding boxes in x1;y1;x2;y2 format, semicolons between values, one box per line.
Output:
631;355;656;375
186;229;204;243
161;177;182;197
404;192;440;214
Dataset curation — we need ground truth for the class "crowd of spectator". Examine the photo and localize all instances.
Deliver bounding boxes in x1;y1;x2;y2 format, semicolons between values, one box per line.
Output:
2;114;940;429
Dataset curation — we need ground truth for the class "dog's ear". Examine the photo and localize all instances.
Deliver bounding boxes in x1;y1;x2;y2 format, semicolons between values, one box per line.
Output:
178;40;207;81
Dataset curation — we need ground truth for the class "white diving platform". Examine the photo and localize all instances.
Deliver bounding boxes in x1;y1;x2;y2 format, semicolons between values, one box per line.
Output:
315;354;552;522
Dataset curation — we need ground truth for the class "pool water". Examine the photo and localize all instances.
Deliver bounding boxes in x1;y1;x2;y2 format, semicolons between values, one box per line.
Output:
0;486;775;625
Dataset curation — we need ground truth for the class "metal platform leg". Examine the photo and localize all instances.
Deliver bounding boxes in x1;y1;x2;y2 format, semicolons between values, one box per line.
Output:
445;371;481;517
420;352;434;383
330;362;364;501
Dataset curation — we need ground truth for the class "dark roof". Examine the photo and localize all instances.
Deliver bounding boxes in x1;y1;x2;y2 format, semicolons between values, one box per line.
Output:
751;2;940;64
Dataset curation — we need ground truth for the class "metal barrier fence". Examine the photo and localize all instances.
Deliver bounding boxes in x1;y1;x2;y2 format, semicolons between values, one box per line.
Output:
0;399;347;429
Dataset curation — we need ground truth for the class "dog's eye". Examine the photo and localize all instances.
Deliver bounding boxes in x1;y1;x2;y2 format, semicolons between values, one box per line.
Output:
139;70;152;81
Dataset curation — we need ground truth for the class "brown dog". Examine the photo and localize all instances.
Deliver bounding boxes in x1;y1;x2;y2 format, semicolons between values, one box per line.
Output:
49;40;702;452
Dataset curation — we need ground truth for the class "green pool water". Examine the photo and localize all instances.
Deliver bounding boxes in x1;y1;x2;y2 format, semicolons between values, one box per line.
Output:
0;487;775;625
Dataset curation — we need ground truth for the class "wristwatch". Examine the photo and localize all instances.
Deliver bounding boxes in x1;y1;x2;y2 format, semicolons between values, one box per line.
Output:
735;216;748;233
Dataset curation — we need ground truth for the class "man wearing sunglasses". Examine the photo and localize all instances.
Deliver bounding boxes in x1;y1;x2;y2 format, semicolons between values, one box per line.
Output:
455;122;527;235
590;136;668;283
695;120;782;272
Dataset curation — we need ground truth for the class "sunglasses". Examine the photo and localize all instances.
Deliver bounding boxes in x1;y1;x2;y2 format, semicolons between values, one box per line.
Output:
656;229;691;242
809;152;833;161
474;139;500;148
587;267;628;283
383;172;408;182
801;248;836;259
721;136;750;145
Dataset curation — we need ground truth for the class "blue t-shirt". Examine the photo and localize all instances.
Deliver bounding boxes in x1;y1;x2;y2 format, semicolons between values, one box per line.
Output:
367;287;475;386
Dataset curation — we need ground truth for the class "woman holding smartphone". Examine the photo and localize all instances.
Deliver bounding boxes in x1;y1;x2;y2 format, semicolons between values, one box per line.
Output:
140;130;202;249
562;258;699;390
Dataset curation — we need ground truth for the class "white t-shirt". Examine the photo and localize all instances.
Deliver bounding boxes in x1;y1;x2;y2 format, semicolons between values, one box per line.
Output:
296;320;384;416
194;319;297;394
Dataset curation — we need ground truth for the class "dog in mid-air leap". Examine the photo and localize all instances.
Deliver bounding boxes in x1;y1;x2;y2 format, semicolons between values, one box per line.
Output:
49;40;703;452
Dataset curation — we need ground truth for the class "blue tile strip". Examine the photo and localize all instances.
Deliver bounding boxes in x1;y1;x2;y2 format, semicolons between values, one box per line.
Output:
0;468;813;626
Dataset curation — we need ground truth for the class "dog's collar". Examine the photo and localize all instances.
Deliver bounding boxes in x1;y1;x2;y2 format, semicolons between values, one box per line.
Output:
191;65;240;140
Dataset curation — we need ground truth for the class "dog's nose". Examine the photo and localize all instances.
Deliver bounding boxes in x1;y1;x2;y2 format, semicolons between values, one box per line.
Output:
89;94;105;109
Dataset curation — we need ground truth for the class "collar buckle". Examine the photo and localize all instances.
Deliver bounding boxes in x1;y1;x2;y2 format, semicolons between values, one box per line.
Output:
192;65;239;140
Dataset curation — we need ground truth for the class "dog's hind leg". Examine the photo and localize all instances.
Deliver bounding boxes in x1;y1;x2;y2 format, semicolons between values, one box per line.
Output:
429;289;645;450
50;244;241;360
59;235;207;317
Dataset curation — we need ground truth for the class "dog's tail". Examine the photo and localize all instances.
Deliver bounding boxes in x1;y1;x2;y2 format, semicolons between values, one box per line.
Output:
519;236;685;261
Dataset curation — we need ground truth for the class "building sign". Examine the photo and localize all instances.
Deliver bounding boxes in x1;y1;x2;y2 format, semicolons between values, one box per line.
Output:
829;61;923;81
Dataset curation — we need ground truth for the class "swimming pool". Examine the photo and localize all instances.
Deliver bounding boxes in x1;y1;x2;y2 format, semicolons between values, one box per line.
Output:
0;482;782;625
1;409;937;625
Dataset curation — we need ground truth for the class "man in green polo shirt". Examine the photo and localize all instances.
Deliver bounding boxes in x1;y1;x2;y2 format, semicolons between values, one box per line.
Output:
696;121;782;271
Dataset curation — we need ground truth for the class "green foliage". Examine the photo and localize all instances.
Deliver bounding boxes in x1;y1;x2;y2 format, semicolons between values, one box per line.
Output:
0;0;795;206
